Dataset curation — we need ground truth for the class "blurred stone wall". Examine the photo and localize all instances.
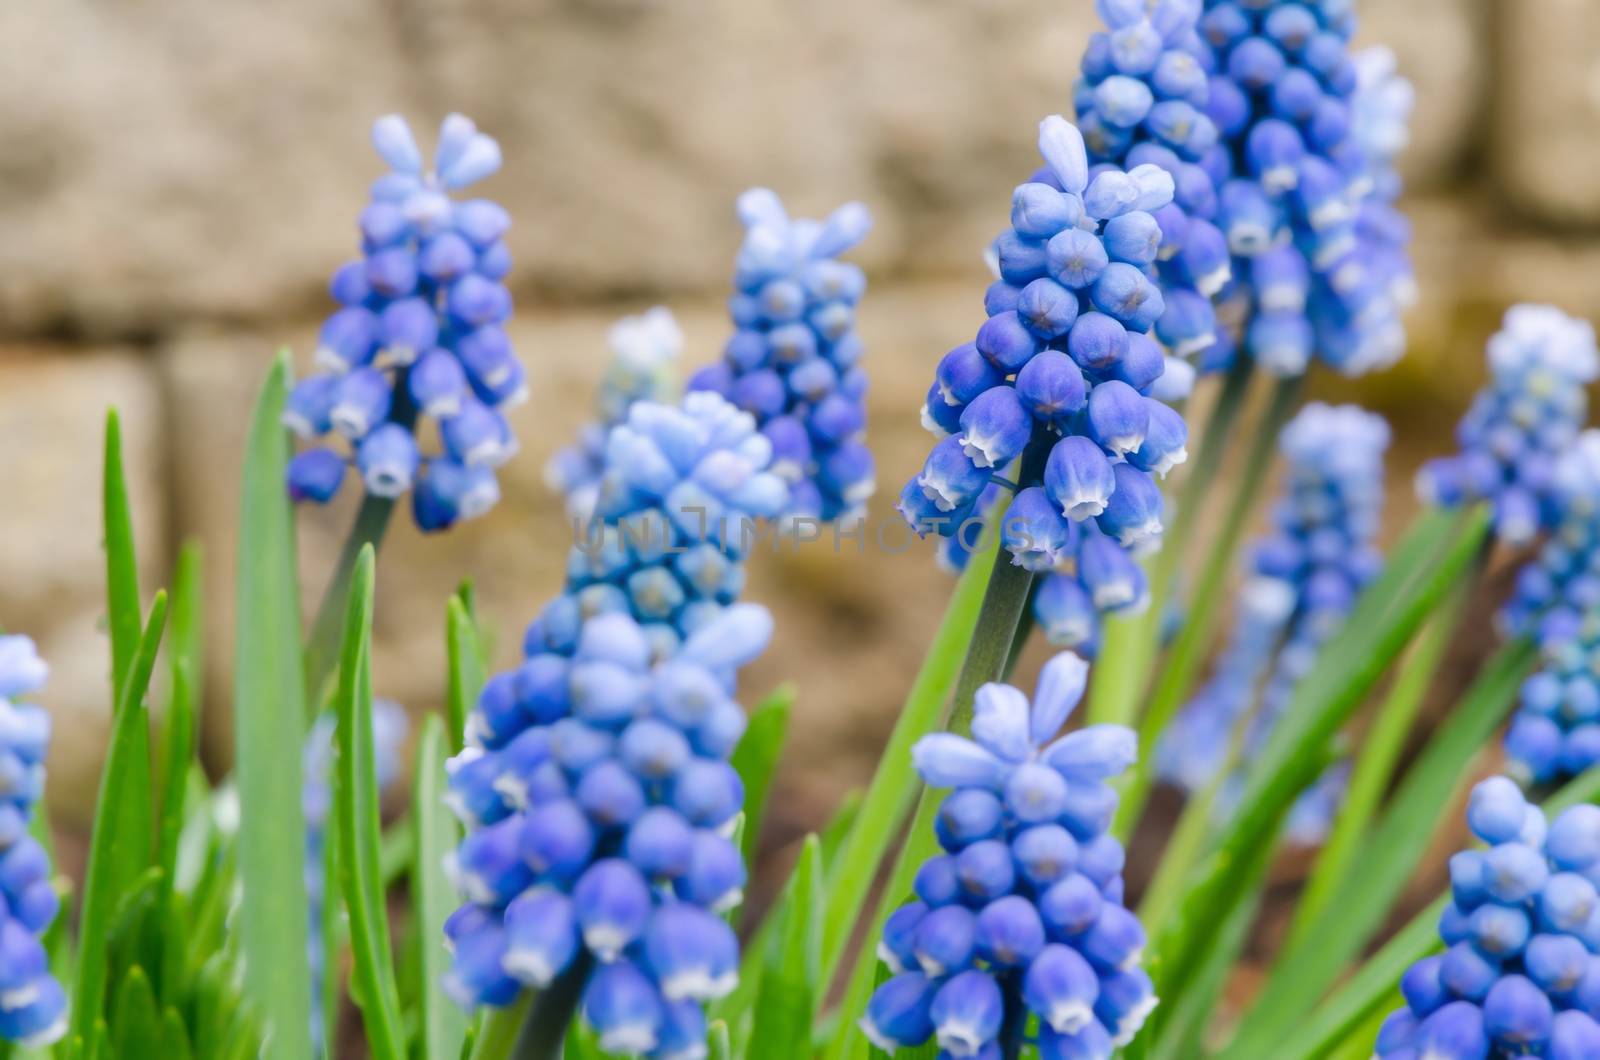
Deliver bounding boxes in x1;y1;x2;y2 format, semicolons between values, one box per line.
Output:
2;0;1598;871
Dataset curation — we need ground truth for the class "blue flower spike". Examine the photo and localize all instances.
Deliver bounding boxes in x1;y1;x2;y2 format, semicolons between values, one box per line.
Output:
1503;425;1600;785
285;114;525;531
1377;777;1600;1060
0;636;65;1048
864;653;1155;1058
1075;0;1229;388
904;114;1190;654
1188;0;1417;378
687;189;874;524
546;308;685;521
1159;402;1389;843
446;375;808;1046
1418;305;1599;548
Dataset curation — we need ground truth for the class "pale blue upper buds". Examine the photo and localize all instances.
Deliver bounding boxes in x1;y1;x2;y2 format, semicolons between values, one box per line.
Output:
287;114;523;530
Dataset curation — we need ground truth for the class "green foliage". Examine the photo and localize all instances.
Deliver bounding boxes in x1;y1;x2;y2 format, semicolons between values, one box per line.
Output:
334;546;406;1060
413;714;469;1060
232;352;314;1060
818;541;998;990
446;589;486;754
729;685;794;867
751;835;823;1059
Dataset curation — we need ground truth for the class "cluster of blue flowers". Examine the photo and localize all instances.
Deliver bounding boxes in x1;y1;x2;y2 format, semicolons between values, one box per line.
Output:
1196;0;1413;377
687;190;875;524
1347;46;1418;325
1502;430;1600;785
1159;403;1388;843
898;115;1190;654
1377;777;1600;1059
442;603;770;1053
444;386;800;1051
528;391;790;657
303;700;408;1056
863;653;1155;1058
1417;305;1598;546
1074;0;1230;390
0;636;65;1047
545;308;684;521
283;114;524;533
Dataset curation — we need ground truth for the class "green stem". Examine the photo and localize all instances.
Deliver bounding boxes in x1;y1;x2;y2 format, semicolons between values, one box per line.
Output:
1115;375;1304;838
822;512;1043;1058
1087;359;1254;728
511;957;593;1060
1284;578;1468;951
304;494;397;710
468;997;534;1060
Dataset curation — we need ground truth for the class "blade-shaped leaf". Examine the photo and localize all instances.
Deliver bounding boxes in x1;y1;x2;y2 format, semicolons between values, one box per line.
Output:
825;791;943;1060
818;545;996;988
1227;634;1534;1055
159;542;203;888
335;545;406;1060
752;835;823;1059
232;351;313;1060
729;685;794;867
103;409;143;697
413;714;469;1060
111;966;163;1060
1145;504;1488;1008
446;593;485;755
1287;583;1467;944
73;593;167;1049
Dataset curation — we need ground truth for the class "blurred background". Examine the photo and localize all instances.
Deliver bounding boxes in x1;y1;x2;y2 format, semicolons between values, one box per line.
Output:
3;0;1600;907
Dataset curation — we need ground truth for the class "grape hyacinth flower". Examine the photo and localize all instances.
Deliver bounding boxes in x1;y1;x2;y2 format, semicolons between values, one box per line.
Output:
546;308;685;522
1503;433;1600;786
284;113;524;532
901;114;1190;654
863;653;1156;1058
1159;403;1389;842
1375;777;1600;1059
1418;305;1598;547
441;605;771;1053
0;636;66;1047
1502;431;1600;645
1196;0;1414;377
1075;0;1229;388
304;701;408;1056
687;189;874;523
526;391;789;657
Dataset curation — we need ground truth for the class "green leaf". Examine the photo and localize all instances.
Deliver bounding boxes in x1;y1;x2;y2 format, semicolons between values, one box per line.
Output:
1227;634;1534;1055
103;409;143;699
111;966;164;1059
817;544;997;988
707;1021;731;1060
161;1008;195;1060
1088;358;1256;729
824;792;943;1060
446;594;485;755
413;714;469;1060
232;351;313;1060
466;996;533;1060
1287;583;1467;944
729;685;793;867
335;545;406;1060
1115;376;1304;834
752;835;823;1059
73;592;167;1050
1145;504;1488;1010
305;493;398;707
158;542;203;890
